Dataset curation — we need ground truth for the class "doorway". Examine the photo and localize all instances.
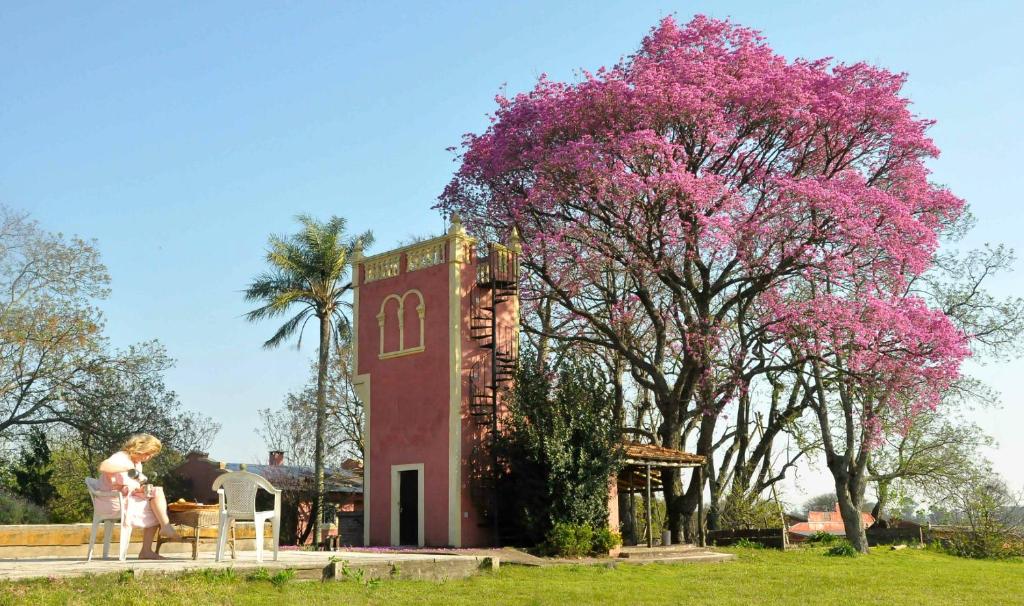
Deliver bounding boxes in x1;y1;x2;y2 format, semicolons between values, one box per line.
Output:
399;470;418;545
390;463;424;546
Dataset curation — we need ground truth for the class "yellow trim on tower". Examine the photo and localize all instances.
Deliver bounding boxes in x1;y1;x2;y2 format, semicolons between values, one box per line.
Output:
351;246;372;547
447;217;471;547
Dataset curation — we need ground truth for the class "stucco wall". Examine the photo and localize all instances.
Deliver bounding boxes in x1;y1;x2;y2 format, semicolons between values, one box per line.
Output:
359;250;452;546
358;233;518;548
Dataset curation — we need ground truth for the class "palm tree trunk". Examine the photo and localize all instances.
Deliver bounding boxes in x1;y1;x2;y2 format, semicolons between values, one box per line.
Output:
313;313;331;546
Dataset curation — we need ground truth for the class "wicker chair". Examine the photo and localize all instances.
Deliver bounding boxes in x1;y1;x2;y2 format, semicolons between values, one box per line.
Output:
212;471;281;562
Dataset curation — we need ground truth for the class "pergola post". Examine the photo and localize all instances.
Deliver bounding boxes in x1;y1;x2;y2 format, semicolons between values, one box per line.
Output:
697;464;706;548
628;476;637;546
645;463;653;548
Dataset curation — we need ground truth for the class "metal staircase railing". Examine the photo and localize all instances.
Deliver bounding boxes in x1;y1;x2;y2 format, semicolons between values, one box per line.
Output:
466;244;518;537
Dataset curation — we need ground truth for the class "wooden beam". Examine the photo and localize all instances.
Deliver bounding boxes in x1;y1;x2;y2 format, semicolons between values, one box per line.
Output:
621;459;702;468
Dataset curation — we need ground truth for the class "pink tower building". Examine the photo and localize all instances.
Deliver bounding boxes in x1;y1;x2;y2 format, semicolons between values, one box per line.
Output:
351;216;518;547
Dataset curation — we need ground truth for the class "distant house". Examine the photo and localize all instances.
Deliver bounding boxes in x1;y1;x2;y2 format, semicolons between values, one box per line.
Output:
171;450;363;545
784;512;808;528
788;503;875;541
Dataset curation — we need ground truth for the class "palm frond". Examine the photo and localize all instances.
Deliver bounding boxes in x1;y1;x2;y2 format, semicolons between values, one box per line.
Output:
244;214;373;352
333;311;352;346
263;307;314;349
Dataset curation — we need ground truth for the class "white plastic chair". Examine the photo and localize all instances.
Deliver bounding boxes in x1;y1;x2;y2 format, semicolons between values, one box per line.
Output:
84;477;132;561
212;470;281;562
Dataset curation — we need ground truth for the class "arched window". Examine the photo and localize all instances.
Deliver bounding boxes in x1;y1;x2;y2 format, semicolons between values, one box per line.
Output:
401;290;425;351
378;295;402;357
377;289;426;359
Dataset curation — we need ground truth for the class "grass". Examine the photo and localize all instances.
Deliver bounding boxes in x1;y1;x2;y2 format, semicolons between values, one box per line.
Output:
1;547;1021;606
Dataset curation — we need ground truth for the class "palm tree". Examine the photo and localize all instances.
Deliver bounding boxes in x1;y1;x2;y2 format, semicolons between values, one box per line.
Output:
244;214;372;544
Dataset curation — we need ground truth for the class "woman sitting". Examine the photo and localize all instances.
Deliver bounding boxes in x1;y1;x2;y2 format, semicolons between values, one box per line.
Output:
98;433;180;559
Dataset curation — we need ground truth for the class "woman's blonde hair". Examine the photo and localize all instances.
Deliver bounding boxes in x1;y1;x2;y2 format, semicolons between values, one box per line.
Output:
121;433;162;457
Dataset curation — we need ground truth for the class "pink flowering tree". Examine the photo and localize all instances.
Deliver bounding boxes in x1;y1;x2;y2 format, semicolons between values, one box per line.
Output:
770;281;968;550
439;15;965;543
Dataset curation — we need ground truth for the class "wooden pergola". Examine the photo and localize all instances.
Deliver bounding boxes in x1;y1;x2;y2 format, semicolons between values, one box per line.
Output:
617;441;707;548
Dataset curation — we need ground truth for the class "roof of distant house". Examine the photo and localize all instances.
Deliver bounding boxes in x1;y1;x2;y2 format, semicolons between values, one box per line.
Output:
788;503;874;535
221;463;362;494
178;452;363;494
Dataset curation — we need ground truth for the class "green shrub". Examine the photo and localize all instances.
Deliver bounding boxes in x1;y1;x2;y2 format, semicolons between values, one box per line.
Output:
245;568;272;582
542;523;614;557
825;541;858;557
544;523;623;557
187;568;237;582
929;467;1024;560
544;522;590;557
115;570;135;584
269;569;295;588
806;531;839;545
0;488;49;524
717;485;784;530
733;538;764;549
498;351;622;546
591;527;622;554
947;529;1024;560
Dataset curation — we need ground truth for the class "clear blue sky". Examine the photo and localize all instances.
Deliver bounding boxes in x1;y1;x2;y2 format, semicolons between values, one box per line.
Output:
3;1;1021;502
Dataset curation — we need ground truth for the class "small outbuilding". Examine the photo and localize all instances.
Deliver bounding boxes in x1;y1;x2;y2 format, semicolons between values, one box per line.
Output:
612;441;706;547
171;450;363;545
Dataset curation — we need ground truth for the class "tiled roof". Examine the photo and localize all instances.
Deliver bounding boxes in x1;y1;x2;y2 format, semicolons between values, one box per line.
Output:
788;507;874;535
621;441;705;466
219;463;363;494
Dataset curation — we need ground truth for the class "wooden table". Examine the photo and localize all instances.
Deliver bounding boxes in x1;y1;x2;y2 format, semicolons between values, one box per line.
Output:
155;504;234;560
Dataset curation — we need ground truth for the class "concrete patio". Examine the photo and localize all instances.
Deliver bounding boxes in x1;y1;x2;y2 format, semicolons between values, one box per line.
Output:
0;549;496;582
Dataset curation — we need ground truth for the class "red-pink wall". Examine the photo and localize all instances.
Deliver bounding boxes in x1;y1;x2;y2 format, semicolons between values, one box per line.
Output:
359;237;519;547
359;251;452;546
608;478;620;532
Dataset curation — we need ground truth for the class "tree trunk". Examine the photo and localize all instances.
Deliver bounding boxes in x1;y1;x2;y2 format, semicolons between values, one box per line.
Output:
678;413;716;540
833;472;869;553
611;354;625;430
313;313;331;547
658;417;684;544
871;480;889;524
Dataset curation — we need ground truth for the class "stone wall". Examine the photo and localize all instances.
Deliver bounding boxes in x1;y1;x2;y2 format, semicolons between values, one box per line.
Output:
0;523;273;559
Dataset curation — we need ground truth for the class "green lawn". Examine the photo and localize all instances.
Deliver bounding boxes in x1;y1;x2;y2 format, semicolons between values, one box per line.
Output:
2;547;1021;606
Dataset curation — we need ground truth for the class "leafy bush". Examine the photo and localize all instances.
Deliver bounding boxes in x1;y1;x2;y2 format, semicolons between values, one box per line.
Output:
544;522;592;557
717;485;783;530
733;538;764;549
498;351;622;546
543;523;621;557
933;470;1024;560
591;527;623;554
0;488;49;524
245;568;272;582
46;444;92;523
269;569;295;588
186;568;237;582
8;428;56;508
825;541;858;557
805;531;839;545
947;529;1024;560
